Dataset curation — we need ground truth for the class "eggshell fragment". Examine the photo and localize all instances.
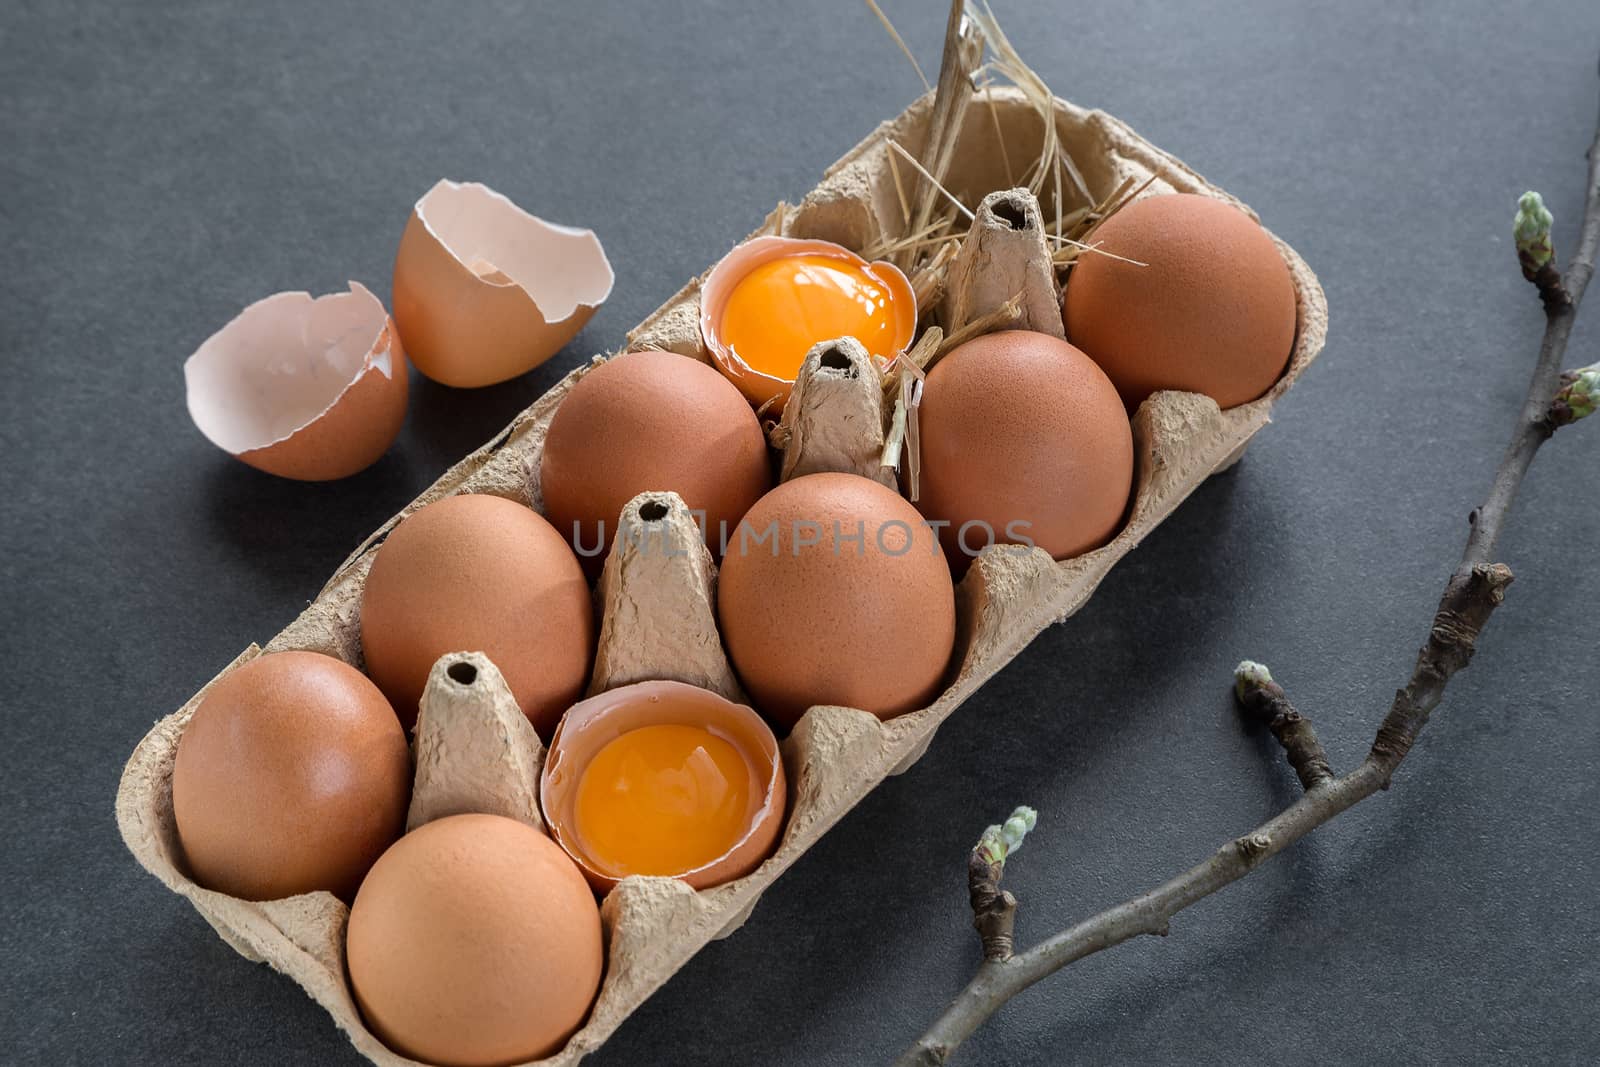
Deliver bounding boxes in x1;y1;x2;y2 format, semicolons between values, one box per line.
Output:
1063;192;1297;409
347;813;604;1067
184;282;409;480
717;473;956;728
541;680;786;893
172;650;410;901
917;330;1134;569
699;235;916;413
392;179;613;387
360;493;595;738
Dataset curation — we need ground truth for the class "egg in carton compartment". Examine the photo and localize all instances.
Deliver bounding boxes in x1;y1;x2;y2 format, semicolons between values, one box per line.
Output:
117;86;1328;1066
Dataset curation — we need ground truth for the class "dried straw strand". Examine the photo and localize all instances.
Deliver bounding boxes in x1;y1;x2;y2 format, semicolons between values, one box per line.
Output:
864;0;931;93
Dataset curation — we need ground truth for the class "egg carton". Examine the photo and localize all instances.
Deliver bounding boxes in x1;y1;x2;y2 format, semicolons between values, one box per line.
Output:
116;86;1327;1066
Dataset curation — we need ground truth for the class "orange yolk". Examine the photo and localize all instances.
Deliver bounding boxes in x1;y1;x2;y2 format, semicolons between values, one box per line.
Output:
719;253;901;381
571;723;755;878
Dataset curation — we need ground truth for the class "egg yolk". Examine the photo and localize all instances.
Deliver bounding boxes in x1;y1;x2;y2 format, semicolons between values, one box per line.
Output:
719;253;901;381
572;724;755;878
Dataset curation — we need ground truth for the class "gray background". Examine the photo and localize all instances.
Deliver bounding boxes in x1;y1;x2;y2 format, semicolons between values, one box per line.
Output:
4;1;1599;1064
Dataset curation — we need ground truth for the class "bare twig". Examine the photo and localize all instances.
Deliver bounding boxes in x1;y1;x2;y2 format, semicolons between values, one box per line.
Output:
1233;661;1334;791
897;70;1600;1067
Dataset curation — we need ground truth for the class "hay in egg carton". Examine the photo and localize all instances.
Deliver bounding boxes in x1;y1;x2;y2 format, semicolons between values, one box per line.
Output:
117;84;1327;1065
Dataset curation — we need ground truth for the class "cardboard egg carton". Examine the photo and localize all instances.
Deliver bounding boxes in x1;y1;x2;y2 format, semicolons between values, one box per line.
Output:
116;86;1327;1066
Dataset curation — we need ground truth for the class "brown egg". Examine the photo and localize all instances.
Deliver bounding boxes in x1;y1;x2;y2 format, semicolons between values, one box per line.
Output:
917;330;1133;569
541;680;786;893
540;349;772;572
1063;192;1297;409
347;813;604;1067
360;494;594;738
172;650;410;901
717;473;955;728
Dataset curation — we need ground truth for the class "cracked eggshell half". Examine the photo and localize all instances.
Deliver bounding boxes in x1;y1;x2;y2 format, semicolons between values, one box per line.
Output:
184;281;409;481
392;179;614;387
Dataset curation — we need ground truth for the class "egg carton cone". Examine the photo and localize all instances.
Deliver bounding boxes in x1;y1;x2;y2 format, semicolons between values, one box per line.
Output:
117;86;1327;1066
942;187;1068;338
771;335;898;487
588;491;746;703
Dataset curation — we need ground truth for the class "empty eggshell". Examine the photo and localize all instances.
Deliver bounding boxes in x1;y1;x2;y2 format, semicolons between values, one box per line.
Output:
392;179;614;387
184;282;409;481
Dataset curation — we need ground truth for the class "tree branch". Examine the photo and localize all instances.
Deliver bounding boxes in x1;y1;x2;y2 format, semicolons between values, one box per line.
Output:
896;65;1600;1067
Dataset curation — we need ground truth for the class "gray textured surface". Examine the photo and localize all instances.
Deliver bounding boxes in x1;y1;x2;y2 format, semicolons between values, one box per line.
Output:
4;1;1599;1064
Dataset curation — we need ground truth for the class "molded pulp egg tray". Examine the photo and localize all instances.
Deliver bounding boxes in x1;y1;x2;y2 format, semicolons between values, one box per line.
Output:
117;87;1328;1066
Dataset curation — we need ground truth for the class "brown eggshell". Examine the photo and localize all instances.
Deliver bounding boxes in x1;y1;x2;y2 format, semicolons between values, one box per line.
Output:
171;650;410;901
717;473;956;729
184;282;409;481
540;349;773;573
391;179;613;388
347;813;603;1067
1062;192;1297;409
698;235;917;413
540;680;785;893
916;330;1134;570
359;493;594;738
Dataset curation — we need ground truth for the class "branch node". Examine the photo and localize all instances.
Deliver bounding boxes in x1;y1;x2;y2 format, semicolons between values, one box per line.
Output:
1469;562;1516;606
1233;832;1273;867
1370;563;1515;772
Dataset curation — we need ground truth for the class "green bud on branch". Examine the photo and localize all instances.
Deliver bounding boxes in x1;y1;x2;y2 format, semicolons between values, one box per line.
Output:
1514;191;1556;282
1233;660;1274;702
1550;362;1600;426
975;805;1037;866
